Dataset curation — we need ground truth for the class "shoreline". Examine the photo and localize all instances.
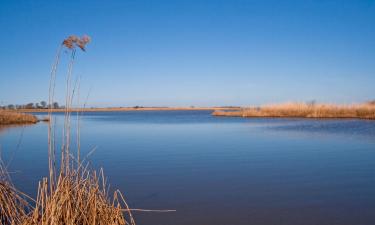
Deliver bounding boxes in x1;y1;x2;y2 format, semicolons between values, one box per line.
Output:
213;111;375;120
16;107;241;113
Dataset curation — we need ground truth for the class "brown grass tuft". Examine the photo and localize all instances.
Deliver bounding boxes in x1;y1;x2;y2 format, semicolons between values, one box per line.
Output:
0;158;29;225
22;168;134;225
0;111;38;125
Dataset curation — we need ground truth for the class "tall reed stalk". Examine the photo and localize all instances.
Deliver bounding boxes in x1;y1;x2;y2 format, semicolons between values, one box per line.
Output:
24;35;136;225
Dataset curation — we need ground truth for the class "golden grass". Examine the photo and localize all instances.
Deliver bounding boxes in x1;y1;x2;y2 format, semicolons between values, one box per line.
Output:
0;153;134;225
0;111;38;125
0;158;30;224
213;102;375;119
21;168;134;225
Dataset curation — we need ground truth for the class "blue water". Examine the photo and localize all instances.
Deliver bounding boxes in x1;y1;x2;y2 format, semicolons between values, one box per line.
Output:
1;110;375;225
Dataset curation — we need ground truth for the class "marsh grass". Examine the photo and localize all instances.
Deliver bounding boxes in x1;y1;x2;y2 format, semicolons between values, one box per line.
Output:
21;168;134;225
0;111;38;125
0;158;30;225
213;102;375;119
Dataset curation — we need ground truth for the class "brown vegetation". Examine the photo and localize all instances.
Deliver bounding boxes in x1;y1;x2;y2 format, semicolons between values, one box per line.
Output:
0;159;30;224
21;167;134;225
213;102;375;120
0;111;38;125
0;151;135;225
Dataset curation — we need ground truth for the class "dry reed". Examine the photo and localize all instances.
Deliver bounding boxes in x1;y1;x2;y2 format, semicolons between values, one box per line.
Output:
21;168;134;225
213;102;375;120
22;34;136;225
0;111;38;125
0;157;30;225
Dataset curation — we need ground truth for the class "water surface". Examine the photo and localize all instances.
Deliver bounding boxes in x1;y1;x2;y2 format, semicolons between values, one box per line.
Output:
1;111;374;225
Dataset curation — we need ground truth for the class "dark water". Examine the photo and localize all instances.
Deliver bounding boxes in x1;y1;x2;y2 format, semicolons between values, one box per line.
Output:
1;111;375;225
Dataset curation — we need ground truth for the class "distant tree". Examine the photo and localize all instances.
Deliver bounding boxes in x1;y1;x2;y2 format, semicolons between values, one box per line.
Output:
306;100;316;107
25;103;34;109
53;102;59;109
40;101;47;108
7;104;15;110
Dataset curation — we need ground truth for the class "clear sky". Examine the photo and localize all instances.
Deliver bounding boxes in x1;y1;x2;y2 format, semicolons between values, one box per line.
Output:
0;0;374;107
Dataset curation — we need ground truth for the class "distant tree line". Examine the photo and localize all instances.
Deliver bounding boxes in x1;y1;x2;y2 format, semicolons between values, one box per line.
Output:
0;101;64;110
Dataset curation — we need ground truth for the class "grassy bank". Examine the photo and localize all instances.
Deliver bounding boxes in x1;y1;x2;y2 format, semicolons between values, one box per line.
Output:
0;110;38;125
212;102;375;120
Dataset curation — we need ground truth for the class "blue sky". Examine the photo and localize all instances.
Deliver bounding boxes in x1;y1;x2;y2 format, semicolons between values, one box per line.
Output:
0;0;374;107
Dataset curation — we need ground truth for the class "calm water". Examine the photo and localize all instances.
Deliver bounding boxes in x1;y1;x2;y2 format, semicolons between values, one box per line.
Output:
1;111;375;225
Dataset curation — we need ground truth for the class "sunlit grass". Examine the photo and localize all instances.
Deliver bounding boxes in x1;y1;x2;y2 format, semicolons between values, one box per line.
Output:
0;110;38;125
213;102;375;119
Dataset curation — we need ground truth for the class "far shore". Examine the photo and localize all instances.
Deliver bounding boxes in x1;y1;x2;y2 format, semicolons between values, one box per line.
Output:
3;103;375;126
1;107;237;125
16;106;241;113
212;102;375;120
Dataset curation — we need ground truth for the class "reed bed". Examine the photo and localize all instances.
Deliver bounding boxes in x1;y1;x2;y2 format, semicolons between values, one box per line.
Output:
213;102;375;119
21;167;134;225
0;111;38;125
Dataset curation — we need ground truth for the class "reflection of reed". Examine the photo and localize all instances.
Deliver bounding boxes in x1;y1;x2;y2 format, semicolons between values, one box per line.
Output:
0;124;32;135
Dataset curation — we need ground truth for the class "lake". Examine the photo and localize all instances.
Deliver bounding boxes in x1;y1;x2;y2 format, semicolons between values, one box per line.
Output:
1;110;374;225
